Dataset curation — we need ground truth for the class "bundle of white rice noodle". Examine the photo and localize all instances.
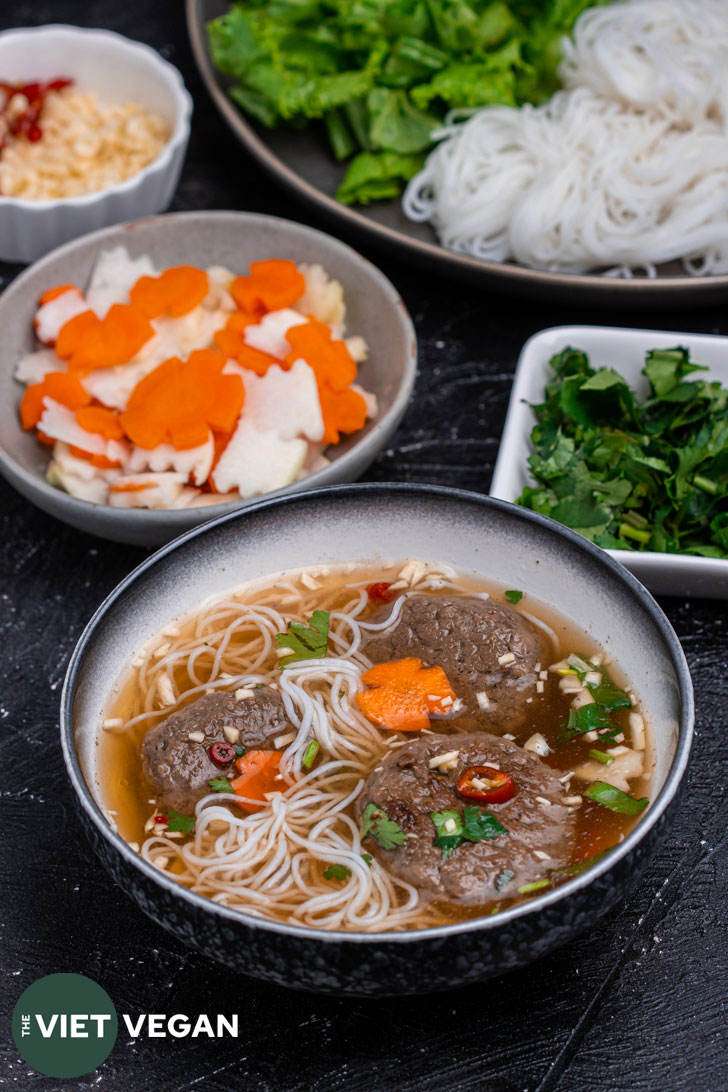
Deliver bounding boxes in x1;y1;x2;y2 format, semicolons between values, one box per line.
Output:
403;0;728;276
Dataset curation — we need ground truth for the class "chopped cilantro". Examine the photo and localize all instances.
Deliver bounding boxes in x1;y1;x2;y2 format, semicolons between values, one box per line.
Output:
361;853;373;867
208;777;234;793
584;781;649;815
166;811;195;834
276;610;329;667
462;806;507;842
361;802;407;850
324;864;351;881
505;589;524;604
430;806;507;858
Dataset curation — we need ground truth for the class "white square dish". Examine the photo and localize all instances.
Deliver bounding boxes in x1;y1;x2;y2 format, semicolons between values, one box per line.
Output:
490;325;728;599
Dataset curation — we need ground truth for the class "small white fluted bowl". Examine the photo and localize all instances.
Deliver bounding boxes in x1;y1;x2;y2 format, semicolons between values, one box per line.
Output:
0;25;192;263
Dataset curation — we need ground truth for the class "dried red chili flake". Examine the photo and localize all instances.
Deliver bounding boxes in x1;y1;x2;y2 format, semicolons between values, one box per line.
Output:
367;582;397;603
0;77;73;151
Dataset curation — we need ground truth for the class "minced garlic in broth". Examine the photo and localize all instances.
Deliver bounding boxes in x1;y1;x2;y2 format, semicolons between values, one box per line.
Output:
99;563;654;921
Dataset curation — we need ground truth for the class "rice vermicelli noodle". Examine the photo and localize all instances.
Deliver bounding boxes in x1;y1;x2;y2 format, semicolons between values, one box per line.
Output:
403;0;728;276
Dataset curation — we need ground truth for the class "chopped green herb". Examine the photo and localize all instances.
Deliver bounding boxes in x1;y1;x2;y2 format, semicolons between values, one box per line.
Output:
588;749;614;765
208;777;234;793
232;744;246;758
505;589;524;604
495;868;515;892
430;808;463;859
302;740;319;769
490;905;501;915
166;811;195;835
275;610;329;667
518;879;551;894
324;864;351;881
430;806;507;858
461;806;507;842
586;676;631;710
584;781;649;815
517;345;728;560
361;802;407;850
361;853;373;867
560;703;614;743
549;850;609;882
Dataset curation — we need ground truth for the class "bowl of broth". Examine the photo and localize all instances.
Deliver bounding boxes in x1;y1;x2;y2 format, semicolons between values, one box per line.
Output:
61;483;693;994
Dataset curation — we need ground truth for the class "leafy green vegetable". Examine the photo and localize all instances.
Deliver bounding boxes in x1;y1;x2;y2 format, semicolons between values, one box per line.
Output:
361;802;407;850
276;610;329;666
517;346;728;559
430;806;507;857
324;863;351;881
586;676;631;710
584;781;649;815
361;852;373;867
208;0;608;206
166;811;195;834
208;777;234;792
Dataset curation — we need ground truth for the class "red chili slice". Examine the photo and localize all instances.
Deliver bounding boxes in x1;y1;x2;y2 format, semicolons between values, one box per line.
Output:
208;741;236;767
368;582;397;603
456;765;516;805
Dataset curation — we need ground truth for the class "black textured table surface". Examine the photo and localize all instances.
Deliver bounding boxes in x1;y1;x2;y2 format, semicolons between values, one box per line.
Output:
1;3;726;1090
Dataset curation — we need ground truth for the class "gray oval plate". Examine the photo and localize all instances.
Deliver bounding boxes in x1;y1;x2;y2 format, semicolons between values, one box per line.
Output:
187;0;728;307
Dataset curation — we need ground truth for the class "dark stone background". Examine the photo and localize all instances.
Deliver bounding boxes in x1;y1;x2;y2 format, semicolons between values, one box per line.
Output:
1;3;725;1089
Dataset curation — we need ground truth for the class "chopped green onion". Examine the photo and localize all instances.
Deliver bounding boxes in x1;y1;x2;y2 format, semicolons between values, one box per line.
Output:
693;474;719;495
361;853;373;867
302;740;319;769
505;589;524;604
233;744;246;758
489;905;500;915
584;781;648;815
623;511;649;530
567;653;594;674
619;522;651;545
518;879;551;894
495;868;514;892
557;667;576;676
588;749;615;765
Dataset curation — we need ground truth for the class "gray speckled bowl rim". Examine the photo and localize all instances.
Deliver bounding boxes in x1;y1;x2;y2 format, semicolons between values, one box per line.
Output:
60;483;694;945
0;210;417;530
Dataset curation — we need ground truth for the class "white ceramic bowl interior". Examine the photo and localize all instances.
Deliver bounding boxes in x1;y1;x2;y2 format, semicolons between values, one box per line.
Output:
0;25;192;262
491;325;728;598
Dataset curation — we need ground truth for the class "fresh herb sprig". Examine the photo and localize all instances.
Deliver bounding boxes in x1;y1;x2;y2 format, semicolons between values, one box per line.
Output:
361;802;407;850
276;610;329;667
517;346;728;558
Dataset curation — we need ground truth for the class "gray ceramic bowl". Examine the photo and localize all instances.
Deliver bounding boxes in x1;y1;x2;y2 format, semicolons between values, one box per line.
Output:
0;212;416;546
62;484;693;996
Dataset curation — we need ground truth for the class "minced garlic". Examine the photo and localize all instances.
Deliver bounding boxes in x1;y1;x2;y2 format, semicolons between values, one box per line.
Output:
0;87;170;199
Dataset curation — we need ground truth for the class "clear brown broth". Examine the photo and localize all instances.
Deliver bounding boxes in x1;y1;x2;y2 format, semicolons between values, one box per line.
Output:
99;563;654;924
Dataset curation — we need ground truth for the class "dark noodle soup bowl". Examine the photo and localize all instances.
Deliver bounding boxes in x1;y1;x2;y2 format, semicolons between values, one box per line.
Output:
61;484;693;996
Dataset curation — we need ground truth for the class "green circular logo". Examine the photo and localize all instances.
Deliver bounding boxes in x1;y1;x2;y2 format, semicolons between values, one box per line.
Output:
12;974;118;1078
